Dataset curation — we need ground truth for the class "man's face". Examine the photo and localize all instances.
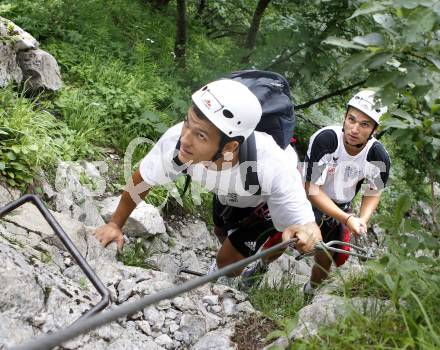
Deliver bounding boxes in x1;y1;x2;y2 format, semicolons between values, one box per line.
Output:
178;107;222;164
343;107;376;147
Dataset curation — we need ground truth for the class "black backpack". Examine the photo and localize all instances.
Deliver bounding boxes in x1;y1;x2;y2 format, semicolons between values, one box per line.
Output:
180;70;296;196
227;70;295;149
228;70;296;195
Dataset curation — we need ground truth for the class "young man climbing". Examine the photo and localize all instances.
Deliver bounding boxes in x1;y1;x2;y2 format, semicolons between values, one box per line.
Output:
303;90;391;295
93;78;322;280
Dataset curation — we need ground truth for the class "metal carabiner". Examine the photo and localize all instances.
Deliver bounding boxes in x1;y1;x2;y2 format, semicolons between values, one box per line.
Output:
295;240;376;261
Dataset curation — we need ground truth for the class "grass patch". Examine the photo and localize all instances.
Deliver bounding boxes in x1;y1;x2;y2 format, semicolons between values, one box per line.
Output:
117;237;155;270
248;280;305;321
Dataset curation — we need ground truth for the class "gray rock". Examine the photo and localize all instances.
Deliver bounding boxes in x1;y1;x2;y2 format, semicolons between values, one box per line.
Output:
202;295;219;306
172;296;195;312
117;278;136;303
98;196;166;237
210;305;222;314
136;320;152;336
262;336;289;350
34;169;56;200
236;301;257;314
0;16;38;52
266;253;311;287
42;287;94;333
157;299;172;311
181;250;201;271
17;48;62;92
192;328;236;350
0;315;35;349
222;297;237;316
144;306;165;331
179;314;207;345
0;183;20;206
146;253;179;275
0;242;45;319
0;39;22;87
289;294;392;340
177;221;218;251
155;334;174;349
3;202;88;257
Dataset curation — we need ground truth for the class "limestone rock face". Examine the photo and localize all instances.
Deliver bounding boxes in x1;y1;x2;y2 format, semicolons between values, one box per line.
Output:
0;195;256;349
0;16;62;92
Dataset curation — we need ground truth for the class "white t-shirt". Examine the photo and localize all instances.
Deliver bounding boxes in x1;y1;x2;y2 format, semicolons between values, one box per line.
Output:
139;122;314;231
305;126;391;204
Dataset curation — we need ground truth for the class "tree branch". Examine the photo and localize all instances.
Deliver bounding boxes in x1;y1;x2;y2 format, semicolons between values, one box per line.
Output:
210;30;246;40
263;47;304;70
296;80;366;110
296;113;325;129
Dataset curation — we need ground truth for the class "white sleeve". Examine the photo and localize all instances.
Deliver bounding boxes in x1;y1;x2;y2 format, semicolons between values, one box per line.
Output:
266;163;315;231
139;123;183;185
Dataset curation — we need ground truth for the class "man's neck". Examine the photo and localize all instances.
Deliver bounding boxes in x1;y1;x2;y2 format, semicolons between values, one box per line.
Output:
343;136;365;156
344;141;367;156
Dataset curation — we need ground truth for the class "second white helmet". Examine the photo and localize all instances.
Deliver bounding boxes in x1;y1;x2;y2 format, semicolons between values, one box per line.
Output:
348;90;387;125
192;79;262;140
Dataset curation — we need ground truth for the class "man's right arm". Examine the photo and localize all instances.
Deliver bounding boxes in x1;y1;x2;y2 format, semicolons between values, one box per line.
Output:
93;169;151;249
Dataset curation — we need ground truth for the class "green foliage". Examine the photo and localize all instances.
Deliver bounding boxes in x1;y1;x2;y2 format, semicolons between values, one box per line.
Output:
322;0;440;178
283;192;440;349
248;279;305;321
78;276;89;291
118;238;155;270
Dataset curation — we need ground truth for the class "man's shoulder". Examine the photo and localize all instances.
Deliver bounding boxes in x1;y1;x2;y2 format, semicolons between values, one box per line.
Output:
307;126;339;160
162;122;183;139
254;132;287;159
310;126;340;146
367;140;390;163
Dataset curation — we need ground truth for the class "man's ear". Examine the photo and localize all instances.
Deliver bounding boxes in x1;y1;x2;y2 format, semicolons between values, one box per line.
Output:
222;140;240;154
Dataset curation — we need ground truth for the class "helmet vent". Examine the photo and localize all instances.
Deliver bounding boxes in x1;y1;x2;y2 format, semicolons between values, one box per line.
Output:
228;131;232;135
202;86;208;91
237;121;241;125
223;109;234;118
375;109;381;113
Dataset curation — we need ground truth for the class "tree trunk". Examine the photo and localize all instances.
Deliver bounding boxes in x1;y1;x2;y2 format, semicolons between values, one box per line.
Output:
241;0;271;65
175;0;187;68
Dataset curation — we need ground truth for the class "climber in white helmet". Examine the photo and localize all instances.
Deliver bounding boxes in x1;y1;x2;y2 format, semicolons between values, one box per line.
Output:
302;90;391;296
93;78;321;281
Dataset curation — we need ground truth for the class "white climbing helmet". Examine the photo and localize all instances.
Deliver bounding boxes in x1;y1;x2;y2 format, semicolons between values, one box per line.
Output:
347;90;388;125
192;79;262;140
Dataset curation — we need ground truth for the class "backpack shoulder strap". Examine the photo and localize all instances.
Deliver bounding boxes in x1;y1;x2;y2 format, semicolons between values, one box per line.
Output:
239;132;261;195
173;139;192;197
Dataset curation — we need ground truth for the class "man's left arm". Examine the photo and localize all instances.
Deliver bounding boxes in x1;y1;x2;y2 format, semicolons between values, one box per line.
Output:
359;141;391;228
359;193;381;227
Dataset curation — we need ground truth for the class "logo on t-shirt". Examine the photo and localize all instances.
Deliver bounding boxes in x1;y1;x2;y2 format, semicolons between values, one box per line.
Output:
344;165;360;179
244;241;257;251
226;193;238;203
327;157;339;175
